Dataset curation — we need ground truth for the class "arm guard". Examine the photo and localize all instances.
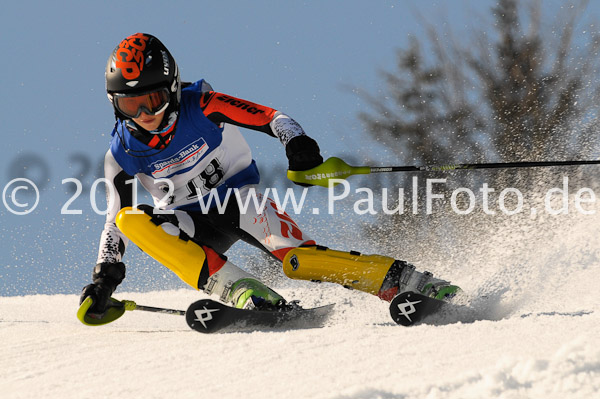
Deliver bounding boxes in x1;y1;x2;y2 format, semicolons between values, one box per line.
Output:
96;150;133;264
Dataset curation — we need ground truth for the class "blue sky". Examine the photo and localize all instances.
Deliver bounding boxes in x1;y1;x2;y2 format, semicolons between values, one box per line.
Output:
1;0;596;295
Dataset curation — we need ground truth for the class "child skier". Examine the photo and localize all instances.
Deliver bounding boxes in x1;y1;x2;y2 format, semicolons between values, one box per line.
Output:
80;33;458;317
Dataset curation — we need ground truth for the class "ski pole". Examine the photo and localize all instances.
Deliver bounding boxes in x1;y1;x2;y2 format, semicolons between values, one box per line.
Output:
77;296;185;326
121;300;186;316
287;157;600;187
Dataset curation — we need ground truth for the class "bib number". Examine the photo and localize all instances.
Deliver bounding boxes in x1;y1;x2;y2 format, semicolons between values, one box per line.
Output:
187;158;225;199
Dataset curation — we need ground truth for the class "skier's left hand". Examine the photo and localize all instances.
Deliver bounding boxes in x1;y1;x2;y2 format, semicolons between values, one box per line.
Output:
286;136;323;185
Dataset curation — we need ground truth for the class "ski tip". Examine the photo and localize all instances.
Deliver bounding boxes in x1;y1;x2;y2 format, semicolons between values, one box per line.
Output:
186;299;228;334
389;291;445;327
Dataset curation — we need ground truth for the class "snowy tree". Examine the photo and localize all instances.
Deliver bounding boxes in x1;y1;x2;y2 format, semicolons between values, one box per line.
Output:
359;0;600;165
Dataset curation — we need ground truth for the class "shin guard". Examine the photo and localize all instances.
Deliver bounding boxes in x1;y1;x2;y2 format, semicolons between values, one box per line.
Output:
282;246;395;296
115;207;226;289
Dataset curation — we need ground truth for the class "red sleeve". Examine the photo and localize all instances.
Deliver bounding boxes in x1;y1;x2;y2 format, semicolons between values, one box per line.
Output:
199;91;278;135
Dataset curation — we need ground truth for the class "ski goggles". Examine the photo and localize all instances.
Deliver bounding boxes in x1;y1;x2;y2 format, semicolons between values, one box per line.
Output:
112;88;170;119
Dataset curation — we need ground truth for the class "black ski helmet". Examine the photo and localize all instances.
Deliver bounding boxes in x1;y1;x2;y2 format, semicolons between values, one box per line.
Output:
105;33;180;123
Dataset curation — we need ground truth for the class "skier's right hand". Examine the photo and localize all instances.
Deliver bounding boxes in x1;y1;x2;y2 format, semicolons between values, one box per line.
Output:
79;262;126;314
80;283;114;314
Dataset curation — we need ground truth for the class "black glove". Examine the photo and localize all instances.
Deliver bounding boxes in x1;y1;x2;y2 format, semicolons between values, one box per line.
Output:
285;135;323;172
79;262;126;314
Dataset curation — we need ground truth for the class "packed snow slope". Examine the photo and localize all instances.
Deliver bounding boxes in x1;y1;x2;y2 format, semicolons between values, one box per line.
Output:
2;188;600;398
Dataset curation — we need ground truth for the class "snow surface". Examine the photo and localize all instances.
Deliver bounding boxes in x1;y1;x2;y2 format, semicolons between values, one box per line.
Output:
2;192;600;399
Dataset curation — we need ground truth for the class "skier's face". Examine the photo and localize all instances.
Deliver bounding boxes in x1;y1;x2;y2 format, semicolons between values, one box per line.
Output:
133;110;165;131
